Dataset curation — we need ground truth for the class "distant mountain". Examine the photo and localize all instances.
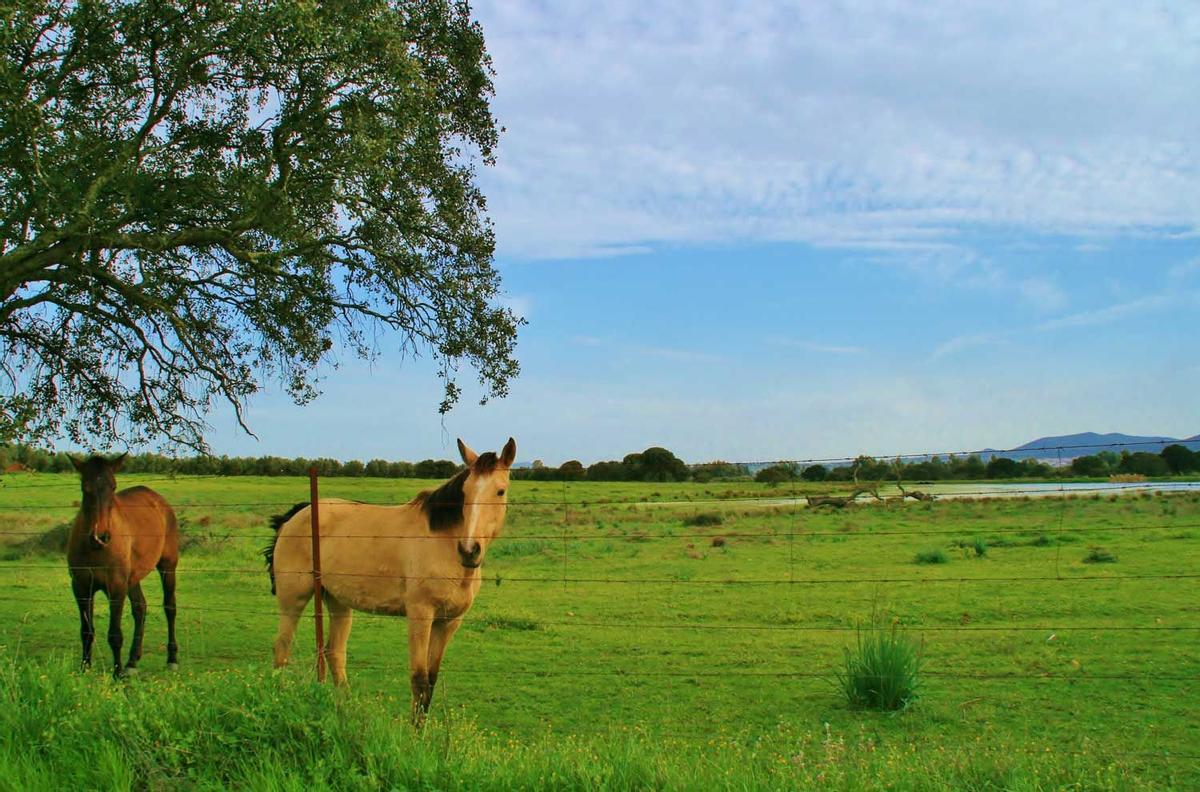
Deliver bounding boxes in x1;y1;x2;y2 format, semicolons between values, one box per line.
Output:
981;432;1200;461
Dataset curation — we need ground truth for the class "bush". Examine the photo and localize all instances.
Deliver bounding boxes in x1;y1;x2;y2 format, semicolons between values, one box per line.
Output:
6;523;70;557
1082;547;1118;564
682;513;723;527
754;464;797;486
836;619;924;711
913;549;948;565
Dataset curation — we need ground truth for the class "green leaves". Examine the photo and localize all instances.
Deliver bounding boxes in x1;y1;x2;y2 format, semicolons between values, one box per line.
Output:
1;0;517;451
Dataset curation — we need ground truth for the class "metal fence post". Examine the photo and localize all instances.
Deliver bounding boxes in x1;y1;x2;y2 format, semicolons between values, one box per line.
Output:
308;467;326;682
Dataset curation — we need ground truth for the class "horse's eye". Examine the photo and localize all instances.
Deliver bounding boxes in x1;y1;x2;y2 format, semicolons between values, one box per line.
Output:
497;489;506;497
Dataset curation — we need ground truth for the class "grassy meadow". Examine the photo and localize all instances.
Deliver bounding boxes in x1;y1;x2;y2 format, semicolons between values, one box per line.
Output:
0;472;1197;789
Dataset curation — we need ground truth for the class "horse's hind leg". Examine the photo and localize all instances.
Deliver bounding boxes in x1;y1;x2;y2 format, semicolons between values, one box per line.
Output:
125;582;147;673
158;559;179;669
323;594;354;686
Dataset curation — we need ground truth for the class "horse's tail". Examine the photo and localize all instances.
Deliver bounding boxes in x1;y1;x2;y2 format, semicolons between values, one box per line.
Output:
265;502;309;595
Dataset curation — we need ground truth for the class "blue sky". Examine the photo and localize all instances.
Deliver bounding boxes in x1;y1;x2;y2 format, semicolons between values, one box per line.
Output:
209;1;1199;465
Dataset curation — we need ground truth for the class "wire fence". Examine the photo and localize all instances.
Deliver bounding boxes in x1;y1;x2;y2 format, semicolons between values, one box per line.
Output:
2;443;1199;762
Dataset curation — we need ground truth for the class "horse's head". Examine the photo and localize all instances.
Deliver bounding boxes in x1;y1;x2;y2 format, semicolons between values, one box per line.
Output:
70;453;127;547
449;437;516;569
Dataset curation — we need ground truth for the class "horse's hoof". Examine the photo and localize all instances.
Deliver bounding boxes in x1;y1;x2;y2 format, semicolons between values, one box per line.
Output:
114;668;130;680
166;662;180;672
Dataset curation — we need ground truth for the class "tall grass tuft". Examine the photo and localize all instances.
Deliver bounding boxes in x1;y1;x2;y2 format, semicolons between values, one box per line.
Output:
836;619;924;711
1083;546;1118;564
913;548;948;565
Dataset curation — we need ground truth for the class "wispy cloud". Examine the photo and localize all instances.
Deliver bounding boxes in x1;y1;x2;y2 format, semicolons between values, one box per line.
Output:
570;335;726;363
1037;293;1178;331
1169;260;1200;281
498;294;533;321
768;337;866;355
477;1;1200;261
1017;278;1068;312
931;331;1011;360
631;345;727;364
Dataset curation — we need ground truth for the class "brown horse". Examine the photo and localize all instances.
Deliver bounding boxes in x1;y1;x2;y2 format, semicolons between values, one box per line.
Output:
67;454;180;677
265;438;515;724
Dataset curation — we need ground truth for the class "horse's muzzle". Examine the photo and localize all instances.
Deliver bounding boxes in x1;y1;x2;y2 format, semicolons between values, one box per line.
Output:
458;541;482;568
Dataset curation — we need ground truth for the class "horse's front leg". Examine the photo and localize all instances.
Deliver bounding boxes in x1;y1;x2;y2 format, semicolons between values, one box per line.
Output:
71;577;95;670
406;608;435;727
125;582;147;673
425;616;464;713
106;586;127;679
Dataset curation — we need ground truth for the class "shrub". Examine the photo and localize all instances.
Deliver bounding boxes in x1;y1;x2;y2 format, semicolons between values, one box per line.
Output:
1082;547;1118;564
836;619;924;711
914;549;948;565
682;513;723;527
7;523;70;556
970;537;987;557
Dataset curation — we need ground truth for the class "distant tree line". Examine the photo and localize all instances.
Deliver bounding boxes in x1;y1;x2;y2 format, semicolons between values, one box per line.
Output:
511;448;746;483
1069;446;1199;477
0;444;460;479
753;445;1200;485
3;443;1195;482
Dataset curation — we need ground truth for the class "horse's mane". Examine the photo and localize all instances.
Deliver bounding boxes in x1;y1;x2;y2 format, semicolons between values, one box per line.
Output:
413;453;499;532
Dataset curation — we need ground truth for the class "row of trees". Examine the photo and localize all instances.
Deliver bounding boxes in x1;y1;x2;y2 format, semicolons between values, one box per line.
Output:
0;445;459;479
1;443;728;483
513;448;706;482
1070;446;1199;477
4;443;1196;482
754;446;1199;485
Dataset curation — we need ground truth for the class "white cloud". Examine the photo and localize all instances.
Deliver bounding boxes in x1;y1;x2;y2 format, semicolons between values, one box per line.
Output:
498;294;533;321
1036;293;1179;331
569;335;726;363
475;1;1200;261
1017;277;1068;312
931;331;1010;360
1169;260;1200;281
768;337;866;355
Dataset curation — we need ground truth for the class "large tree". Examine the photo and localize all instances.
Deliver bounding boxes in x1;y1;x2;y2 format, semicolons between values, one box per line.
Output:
1;0;519;451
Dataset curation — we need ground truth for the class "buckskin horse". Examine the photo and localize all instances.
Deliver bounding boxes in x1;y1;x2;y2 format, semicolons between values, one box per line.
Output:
67;454;180;676
265;437;516;724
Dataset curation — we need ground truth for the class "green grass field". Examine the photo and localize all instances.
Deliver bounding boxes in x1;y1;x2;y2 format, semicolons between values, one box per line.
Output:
0;473;1197;789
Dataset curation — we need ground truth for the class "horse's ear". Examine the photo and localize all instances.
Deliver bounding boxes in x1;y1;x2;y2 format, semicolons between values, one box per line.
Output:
500;437;517;468
69;455;84;472
111;452;128;472
457;439;478;467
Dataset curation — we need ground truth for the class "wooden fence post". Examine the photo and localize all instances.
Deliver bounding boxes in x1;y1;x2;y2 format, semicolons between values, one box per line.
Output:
308;467;326;682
